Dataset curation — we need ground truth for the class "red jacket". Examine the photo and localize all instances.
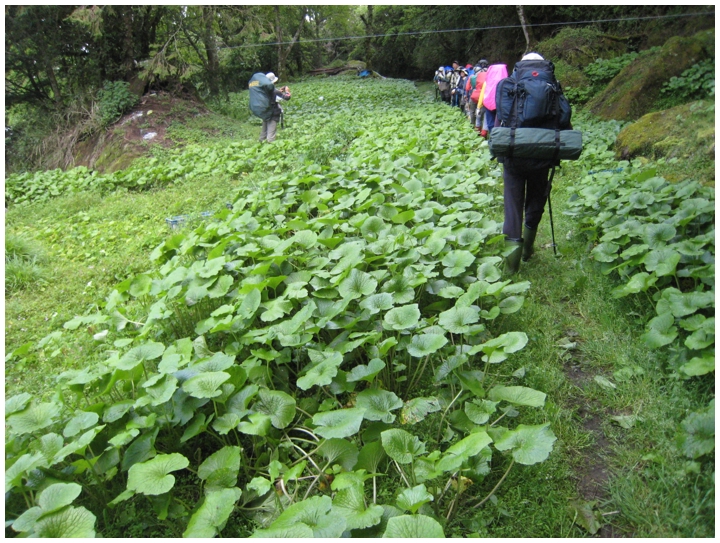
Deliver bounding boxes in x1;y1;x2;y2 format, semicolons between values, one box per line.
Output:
469;71;487;103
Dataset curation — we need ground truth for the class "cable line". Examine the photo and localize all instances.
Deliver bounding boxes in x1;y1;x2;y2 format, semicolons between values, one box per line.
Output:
219;11;714;50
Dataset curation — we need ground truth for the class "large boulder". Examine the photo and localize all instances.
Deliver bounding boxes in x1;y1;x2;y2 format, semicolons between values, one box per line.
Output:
587;29;713;121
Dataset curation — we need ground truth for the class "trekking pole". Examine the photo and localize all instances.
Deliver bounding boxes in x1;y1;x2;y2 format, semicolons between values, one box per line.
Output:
547;167;558;256
548;192;557;256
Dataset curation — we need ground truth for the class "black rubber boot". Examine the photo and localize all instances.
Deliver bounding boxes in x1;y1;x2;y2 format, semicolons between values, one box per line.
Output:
503;239;523;275
522;225;537;262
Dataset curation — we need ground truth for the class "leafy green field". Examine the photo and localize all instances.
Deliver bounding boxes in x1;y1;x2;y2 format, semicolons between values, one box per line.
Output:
5;77;714;537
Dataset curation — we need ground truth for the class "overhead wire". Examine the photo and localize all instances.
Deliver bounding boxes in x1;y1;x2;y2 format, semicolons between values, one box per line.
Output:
218;11;715;50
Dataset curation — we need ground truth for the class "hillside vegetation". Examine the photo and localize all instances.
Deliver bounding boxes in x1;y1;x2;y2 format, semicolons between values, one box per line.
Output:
5;22;715;540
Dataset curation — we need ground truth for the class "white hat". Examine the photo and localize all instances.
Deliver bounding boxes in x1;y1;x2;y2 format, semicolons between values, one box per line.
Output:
521;53;544;61
266;72;278;83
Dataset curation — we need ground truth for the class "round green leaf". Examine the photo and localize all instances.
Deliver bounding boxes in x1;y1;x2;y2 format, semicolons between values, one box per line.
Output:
442;250;475;277
359;293;395;315
346;358;386;383
356;389;403;423
313;408;365;439
383;304;421;331
333;485;385;530
317;438;359;471
33;506;96;538
438;305;480;334
488;385;547;407
382;514;445;538
493;423;557;465
115;341;165;370
339;269;378;299
7;402;58;436
254;388;297;429
380;429;426;464
406;333;448;358
270;495;347;538
643;223;676;249
183;488;242;538
36;482;83;514
464;399;499;425
198;446;241;481
182;371;230;399
63;411;99;438
396;484;434;513
127;453;189;495
643;248;681;276
129;274;152;297
5;393;32;416
436;431;493;472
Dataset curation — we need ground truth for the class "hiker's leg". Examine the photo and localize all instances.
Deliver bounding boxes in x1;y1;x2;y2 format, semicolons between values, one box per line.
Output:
259;121;268;142
266;120;278;143
502;165;526;241
524;168;551;229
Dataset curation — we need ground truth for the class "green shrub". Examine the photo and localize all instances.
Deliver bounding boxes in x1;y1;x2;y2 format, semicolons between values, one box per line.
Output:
97;81;139;128
658;58;715;109
584;52;640;85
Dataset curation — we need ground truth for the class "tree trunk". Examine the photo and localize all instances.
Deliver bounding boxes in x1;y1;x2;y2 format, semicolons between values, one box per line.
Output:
122;6;135;80
360;6;374;72
202;6;221;96
516;5;535;53
276;7;307;80
44;58;62;104
275;6;283;77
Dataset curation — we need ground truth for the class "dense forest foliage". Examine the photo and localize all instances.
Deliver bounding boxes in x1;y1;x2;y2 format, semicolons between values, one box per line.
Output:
4;5;714;173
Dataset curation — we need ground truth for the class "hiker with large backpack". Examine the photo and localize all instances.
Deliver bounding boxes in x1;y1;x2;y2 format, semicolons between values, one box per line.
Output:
488;52;582;275
248;72;291;143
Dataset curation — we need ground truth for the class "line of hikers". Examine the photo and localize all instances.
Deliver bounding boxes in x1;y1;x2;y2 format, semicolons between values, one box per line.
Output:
433;60;508;139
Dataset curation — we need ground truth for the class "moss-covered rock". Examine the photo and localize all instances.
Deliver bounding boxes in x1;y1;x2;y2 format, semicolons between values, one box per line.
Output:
615;99;715;184
587;29;714;121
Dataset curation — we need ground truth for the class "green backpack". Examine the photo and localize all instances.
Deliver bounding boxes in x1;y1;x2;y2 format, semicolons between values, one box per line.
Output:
248;73;276;121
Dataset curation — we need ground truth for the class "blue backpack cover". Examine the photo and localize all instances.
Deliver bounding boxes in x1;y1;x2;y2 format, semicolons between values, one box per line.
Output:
495;60;571;130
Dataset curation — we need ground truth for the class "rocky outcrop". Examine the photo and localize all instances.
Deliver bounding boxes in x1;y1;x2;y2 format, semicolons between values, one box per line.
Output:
615;99;714;164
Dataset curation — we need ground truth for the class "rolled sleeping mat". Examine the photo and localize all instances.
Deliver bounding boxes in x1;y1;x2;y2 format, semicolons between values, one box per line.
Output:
489;127;583;160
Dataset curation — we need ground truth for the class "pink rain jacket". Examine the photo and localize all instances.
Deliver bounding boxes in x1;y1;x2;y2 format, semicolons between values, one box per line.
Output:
482;64;508;111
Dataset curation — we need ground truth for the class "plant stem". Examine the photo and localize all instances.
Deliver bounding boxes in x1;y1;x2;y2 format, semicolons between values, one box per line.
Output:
436;388;463;443
409;353;430;391
472;459;515;509
394;460;411;488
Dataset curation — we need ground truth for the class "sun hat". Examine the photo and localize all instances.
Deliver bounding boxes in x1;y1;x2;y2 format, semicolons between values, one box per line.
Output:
266;72;279;83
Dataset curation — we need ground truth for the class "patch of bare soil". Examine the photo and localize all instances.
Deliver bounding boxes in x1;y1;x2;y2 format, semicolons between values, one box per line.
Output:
73;89;209;173
561;328;623;538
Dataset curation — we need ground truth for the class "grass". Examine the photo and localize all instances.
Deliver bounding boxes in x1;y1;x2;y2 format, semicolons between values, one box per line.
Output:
4;171;249;399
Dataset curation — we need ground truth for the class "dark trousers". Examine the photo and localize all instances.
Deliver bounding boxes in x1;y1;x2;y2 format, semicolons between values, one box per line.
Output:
502;164;551;241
